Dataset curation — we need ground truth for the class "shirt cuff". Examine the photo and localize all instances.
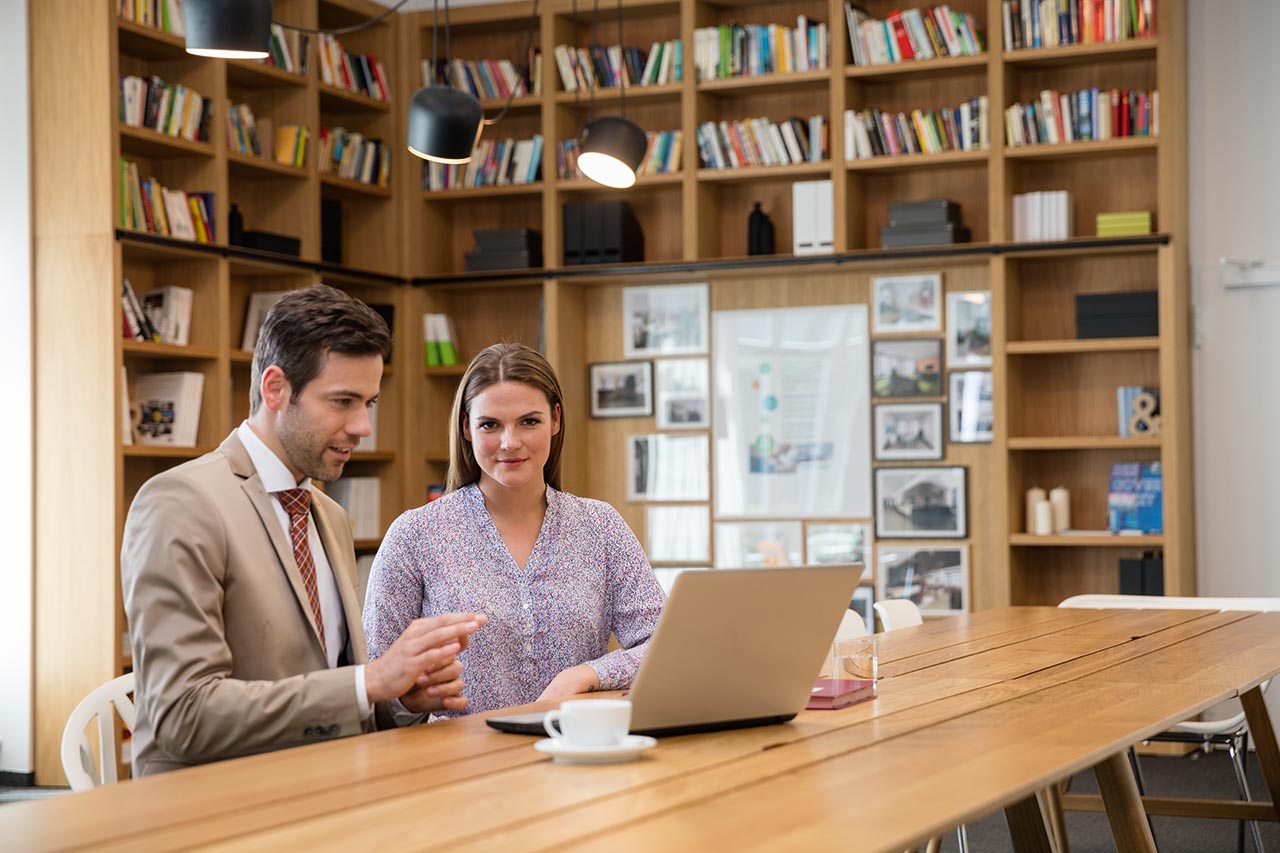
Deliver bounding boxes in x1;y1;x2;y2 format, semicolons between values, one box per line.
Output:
355;664;373;720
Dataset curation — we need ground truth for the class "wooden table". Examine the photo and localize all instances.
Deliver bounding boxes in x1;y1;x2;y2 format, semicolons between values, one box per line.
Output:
5;607;1280;852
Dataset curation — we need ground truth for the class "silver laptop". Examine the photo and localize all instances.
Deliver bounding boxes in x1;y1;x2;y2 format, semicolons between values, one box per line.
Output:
488;564;864;737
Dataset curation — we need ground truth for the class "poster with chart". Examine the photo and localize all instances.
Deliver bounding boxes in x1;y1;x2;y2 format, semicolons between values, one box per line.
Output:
713;304;871;518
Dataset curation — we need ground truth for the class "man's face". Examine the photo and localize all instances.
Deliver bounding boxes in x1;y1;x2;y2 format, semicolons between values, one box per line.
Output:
276;352;383;482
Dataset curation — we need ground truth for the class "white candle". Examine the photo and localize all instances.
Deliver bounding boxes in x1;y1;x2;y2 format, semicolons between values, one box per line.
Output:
1049;486;1071;533
1026;486;1046;534
1033;500;1054;536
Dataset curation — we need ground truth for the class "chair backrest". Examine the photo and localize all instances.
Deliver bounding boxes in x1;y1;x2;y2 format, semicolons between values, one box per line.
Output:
1059;594;1280;612
874;599;924;631
834;609;870;641
61;672;136;791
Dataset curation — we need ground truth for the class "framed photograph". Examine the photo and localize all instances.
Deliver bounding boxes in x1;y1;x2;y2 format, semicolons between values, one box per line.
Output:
950;370;994;443
627;434;710;501
589;361;653;418
805;522;872;568
876;544;969;616
655;358;709;429
714;521;805;568
623;284;709;358
850;585;876;634
946;290;992;367
646;505;710;563
875;466;967;538
872;273;942;334
874;403;944;461
872;338;943;398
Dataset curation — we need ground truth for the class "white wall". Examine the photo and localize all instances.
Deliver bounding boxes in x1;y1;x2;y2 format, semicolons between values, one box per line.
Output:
1188;0;1280;734
0;0;34;778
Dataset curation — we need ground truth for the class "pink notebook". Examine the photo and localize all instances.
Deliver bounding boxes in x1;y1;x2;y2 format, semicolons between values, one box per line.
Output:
806;678;875;710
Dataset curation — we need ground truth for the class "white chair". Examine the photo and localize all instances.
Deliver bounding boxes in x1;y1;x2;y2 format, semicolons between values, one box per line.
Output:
834;609;870;641
1061;594;1280;853
873;599;923;631
61;672;136;791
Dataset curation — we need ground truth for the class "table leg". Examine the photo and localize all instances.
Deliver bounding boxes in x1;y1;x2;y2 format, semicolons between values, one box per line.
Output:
1093;752;1157;853
1005;793;1055;853
1040;783;1070;853
1241;685;1280;820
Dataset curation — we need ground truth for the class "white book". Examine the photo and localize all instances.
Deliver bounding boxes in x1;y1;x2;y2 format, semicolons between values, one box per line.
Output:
241;290;290;352
327;477;381;539
143;285;194;345
135;371;204;447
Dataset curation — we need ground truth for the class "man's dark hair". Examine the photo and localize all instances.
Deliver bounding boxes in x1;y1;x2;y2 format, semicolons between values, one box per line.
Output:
249;285;393;414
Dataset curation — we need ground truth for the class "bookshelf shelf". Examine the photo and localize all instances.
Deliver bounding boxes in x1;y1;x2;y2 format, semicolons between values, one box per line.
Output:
479;94;544;112
1006;338;1160;355
122;445;215;459
844;55;988;80
320;173;393;198
1009;534;1165;547
227;151;310;179
1001;236;1166;259
121;340;220;360
1004;137;1158;160
118;124;216;159
115;19;187;58
559;173;683;191
349;451;396;463
697;68;831;94
118;226;219;251
847;150;988;172
119;233;221;263
1002;37;1160;67
230;349;254;364
422;183;544;201
1007;436;1163;450
698;161;831;183
554;83;684;104
318;83;393;113
226;59;309;89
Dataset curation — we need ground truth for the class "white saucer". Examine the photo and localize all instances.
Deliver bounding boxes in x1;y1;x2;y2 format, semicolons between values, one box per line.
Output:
533;735;657;765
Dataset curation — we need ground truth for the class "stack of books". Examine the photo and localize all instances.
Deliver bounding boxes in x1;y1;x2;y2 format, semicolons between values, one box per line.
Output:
694;18;829;81
274;125;309;168
1012;190;1072;241
327;477;381;539
226;103;264;156
696;115;826;169
134;371;205;447
263;23;308;75
317;34;390;101
424;135;543;190
117;0;185;34
880;199;969;248
558;131;682;179
119;158;215;243
429;56;539;101
318;128;390;187
553;42;678;91
1004;88;1157;146
1096;210;1152;237
119;76;213;142
845;4;985;65
845;98;989;159
423;313;461;366
1002;0;1156;51
122;280;193;345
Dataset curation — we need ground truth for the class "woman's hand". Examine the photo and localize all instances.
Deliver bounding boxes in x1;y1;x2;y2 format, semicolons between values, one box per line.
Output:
536;664;601;702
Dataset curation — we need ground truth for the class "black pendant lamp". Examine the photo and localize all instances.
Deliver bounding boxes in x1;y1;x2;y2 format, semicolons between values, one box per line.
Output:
406;0;484;164
184;0;273;59
577;0;646;188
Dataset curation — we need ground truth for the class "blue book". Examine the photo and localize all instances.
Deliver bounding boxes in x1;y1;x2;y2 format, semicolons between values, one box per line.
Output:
1108;462;1141;533
1135;462;1163;533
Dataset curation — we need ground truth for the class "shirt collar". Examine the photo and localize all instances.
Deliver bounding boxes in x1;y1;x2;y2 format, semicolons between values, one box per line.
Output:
237;421;311;494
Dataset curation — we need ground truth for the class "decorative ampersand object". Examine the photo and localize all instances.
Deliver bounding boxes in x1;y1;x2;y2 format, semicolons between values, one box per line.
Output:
1129;391;1162;435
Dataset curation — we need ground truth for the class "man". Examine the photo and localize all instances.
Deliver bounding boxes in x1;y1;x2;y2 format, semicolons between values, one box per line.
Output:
122;285;485;776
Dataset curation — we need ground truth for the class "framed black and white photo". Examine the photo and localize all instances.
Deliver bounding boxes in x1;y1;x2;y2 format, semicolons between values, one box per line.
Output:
806;522;872;568
589;361;653;418
950;370;994;443
655;358;709;429
872;338;943;398
874;403;944;461
945;290;992;367
872;273;942;334
627;434;710;501
875;466;967;538
623;284;709;358
876;544;968;615
850;585;876;634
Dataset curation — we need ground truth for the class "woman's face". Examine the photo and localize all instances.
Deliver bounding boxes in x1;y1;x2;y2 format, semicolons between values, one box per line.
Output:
464;381;561;493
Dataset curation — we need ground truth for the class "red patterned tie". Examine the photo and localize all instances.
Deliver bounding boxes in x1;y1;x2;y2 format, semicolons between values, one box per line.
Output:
278;488;326;657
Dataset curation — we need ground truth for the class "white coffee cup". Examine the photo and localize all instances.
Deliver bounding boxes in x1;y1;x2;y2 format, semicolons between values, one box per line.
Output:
543;699;632;747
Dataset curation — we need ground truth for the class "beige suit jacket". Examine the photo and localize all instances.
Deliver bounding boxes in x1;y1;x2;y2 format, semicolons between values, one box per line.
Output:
122;431;372;777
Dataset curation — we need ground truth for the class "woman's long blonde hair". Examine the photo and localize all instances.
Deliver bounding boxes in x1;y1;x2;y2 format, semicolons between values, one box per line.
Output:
446;342;565;493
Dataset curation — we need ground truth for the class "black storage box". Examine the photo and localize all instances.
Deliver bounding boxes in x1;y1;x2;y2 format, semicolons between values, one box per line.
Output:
321;198;343;264
474;228;541;253
1119;554;1164;595
888;199;961;228
464;247;543;272
235;229;301;257
880;223;970;249
563;200;644;265
1075;290;1158;339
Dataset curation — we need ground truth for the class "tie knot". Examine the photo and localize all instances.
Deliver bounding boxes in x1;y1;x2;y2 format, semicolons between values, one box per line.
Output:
278;488;311;518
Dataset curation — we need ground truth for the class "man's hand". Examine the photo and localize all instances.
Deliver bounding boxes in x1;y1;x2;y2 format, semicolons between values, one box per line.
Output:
365;613;486;705
536;664;601;703
399;656;467;714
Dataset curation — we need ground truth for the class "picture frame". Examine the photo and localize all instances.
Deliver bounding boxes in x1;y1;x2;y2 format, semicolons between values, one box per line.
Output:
623;284;709;358
850;585;876;634
945;290;992;367
713;520;805;568
873;403;945;461
646;505;710;563
875;466;967;538
589;361;653;418
950;370;994;443
655;357;710;429
872;338;943;398
627;434;710;502
805;522;872;568
872;273;942;334
875;544;969;616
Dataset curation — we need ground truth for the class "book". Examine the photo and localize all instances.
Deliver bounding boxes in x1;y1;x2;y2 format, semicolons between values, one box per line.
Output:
134;371;204;447
141;286;193;345
1107;461;1162;534
326;477;381;539
426;484;446;502
241;291;290;352
805;678;875;710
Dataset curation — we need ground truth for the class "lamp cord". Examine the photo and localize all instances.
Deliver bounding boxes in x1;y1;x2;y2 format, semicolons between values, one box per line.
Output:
276;0;414;36
616;0;626;118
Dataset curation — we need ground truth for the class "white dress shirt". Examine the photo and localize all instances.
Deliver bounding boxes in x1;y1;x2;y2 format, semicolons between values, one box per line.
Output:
237;422;372;719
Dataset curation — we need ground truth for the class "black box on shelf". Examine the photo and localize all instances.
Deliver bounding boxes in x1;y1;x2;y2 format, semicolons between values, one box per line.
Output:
464;247;543;272
562;200;644;265
1075;290;1159;339
1118;554;1164;595
321;198;343;264
880;223;970;249
888;198;962;228
233;229;301;257
474;228;541;254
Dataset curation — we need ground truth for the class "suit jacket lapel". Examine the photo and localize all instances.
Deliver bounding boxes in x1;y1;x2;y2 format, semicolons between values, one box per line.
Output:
221;432;327;656
310;491;368;665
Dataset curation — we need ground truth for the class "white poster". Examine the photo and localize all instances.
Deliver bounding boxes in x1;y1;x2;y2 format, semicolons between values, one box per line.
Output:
713;304;871;518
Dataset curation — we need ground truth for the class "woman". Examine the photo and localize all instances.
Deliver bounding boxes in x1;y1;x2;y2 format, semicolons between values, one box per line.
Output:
363;342;664;720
